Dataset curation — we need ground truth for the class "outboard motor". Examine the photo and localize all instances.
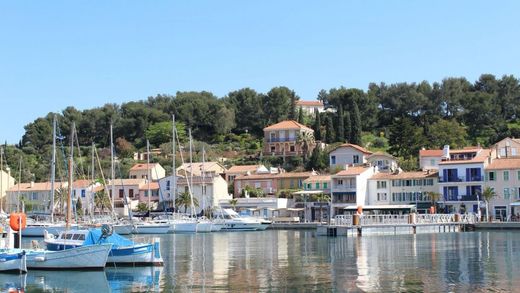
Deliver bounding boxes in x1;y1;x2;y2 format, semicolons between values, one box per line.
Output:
101;224;113;238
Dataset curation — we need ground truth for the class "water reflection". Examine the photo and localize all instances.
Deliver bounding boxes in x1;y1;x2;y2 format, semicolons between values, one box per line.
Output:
3;231;520;291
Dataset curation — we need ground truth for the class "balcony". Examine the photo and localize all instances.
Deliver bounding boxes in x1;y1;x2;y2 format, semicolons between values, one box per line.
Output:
439;176;483;183
444;194;479;201
267;137;297;143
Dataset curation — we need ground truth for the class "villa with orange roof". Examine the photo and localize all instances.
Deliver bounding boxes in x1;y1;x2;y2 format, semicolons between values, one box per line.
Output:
129;163;165;181
262;120;315;157
295;100;325;114
7;181;67;213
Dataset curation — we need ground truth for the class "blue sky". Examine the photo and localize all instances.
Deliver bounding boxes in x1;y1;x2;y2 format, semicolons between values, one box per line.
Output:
1;1;520;143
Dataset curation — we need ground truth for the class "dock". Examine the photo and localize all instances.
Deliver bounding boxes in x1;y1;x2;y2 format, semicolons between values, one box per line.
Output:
317;214;477;236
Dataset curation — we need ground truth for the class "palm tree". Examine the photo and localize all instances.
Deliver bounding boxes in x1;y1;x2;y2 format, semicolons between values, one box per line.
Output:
175;191;199;214
53;186;68;216
481;187;497;222
229;199;238;211
94;191;111;214
314;193;331;223
297;131;315;162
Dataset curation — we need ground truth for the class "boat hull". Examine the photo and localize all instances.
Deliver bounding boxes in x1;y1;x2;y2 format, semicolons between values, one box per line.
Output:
113;224;134;235
170;222;198;233
0;252;27;273
107;242;163;266
24;244;112;269
23;224;77;237
220;222;263;231
133;224;170;234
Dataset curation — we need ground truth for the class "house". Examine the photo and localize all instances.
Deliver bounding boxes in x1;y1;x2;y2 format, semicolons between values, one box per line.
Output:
329;143;372;170
107;179;150;215
6;181;67;214
368;171;438;213
158;175;231;214
296;100;325;114
233;171;315;197
0;169;15;208
225;164;265;183
437;145;491;214
366;152;398;172
72;179;102;214
491;137;520;158
419;149;443;171
298;175;331;222
176;162;226;178
484;158;520;220
330;166;377;217
262;120;315;157
128;163;165;181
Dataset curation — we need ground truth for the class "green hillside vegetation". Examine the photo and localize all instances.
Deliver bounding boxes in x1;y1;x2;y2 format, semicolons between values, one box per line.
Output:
6;74;520;181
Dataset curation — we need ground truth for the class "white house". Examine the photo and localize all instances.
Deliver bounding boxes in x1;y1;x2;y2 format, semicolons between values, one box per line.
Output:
158;175;231;214
330;166;377;216
129;163;165;181
295;100;326;114
329;143;373;170
7;181;67;214
419;148;443;171
0;169;15;210
366;152;398;172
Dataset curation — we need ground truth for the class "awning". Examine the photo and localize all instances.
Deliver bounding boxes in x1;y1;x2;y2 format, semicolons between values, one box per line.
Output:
343;205;415;210
292;190;326;195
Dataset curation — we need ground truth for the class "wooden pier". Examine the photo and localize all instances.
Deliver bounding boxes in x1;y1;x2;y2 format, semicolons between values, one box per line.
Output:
317;213;477;237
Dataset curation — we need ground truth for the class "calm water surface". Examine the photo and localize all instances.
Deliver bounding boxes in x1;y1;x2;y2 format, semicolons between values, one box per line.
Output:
3;230;520;292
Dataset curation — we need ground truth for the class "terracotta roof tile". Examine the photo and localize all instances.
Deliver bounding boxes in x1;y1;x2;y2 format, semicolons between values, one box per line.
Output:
334;166;371;176
235;171;314;181
370;171;438;180
227;165;261;173
263;120;313;131
296;100;323;107
486;158;520;170
130;163;160;171
8;182;66;192
138;182;160;190
419;149;443;157
331;143;373;154
303;175;331;182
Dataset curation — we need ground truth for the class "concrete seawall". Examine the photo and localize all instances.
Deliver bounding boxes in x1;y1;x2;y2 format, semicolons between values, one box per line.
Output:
473;222;520;230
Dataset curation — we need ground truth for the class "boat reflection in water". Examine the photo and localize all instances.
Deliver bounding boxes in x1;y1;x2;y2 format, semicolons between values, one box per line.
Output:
0;273;26;292
106;266;163;292
25;270;109;292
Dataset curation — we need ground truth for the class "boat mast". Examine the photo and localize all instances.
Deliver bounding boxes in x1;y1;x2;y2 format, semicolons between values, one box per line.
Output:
202;145;205;217
0;146;3;213
147;139;151;212
50;115;56;222
172;115;176;212
66;122;75;229
189;129;195;217
110;123;115;215
91;141;95;217
17;157;21;212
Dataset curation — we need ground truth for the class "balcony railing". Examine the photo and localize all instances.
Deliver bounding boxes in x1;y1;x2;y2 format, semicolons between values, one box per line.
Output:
444;194;479;201
439;176;484;183
267;137;297;143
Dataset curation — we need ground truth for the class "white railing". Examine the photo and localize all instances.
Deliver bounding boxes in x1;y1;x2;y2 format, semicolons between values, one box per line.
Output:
460;213;477;224
360;215;409;226
416;214;455;224
333;215;353;227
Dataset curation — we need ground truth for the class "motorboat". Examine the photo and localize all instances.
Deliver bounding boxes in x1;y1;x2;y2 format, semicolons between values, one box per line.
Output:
44;228;163;266
216;209;264;231
0;250;27;273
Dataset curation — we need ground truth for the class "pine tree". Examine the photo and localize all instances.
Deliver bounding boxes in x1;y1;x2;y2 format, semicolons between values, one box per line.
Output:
351;101;362;145
298;106;304;124
344;111;352;143
337;105;345;142
314;109;322;141
307;145;327;171
325;115;334;143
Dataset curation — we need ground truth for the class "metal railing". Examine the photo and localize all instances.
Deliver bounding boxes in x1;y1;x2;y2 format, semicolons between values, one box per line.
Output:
332;215;353;227
360;215;409;225
416;214;455;224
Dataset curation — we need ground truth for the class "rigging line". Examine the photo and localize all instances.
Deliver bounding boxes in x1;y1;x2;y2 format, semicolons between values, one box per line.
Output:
72;123;87;181
94;145;114;215
114;151;133;221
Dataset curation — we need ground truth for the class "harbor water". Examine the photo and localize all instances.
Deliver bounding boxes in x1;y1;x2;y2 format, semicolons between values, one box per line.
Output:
2;230;520;292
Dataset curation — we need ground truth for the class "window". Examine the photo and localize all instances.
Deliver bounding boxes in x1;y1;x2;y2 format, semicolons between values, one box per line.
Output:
129;189;134;198
32;192;37;200
270;146;275;152
323;182;328;189
331;156;336;165
337;179;343;185
518;171;520;181
81;189;86;198
166;181;170;191
392;180;401;187
504;171;510;181
306;183;311;189
290;145;295;152
377;181;387;189
353;155;360;164
488;171;495;181
202;185;207;195
377;193;387;201
316;183;320;189
414;180;422;186
504;188;511;199
119;189;124;198
430;159;435;166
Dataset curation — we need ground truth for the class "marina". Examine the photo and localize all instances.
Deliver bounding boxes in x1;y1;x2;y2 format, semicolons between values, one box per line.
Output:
0;229;519;291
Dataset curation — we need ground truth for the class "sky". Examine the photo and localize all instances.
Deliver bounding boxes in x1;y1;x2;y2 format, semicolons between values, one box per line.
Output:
1;1;520;143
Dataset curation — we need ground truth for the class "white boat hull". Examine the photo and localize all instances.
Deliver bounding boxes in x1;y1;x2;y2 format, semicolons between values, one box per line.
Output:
23;224;77;237
169;222;198;233
133;224;170;234
0;252;27;273
113;224;134;235
220;221;263;231
195;222;213;233
24;244;112;269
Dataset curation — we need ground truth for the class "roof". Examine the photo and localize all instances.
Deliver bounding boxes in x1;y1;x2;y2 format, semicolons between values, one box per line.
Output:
296;100;323;107
367;152;395;159
370;171;438;180
8;182;66;192
419;149;443;157
334;166;371;176
330;143;372;155
138;182;160;190
108;179;146;186
73;179;93;188
486;158;520;170
129;163;160;171
227;165;261;173
439;149;491;165
235;171;315;181
177;162;226;174
303;175;331;183
263;120;313;132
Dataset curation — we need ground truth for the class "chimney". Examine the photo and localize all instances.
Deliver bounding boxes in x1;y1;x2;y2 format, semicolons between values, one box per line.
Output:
442;145;450;160
345;164;349;170
30;181;34;188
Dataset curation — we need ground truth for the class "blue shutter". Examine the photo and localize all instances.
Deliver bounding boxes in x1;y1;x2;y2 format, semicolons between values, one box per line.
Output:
443;169;448;182
443;186;448;200
466;186;471;197
466;168;471;182
476;168;481;181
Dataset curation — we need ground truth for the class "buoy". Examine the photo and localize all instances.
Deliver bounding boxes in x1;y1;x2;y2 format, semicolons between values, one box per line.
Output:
9;213;27;231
